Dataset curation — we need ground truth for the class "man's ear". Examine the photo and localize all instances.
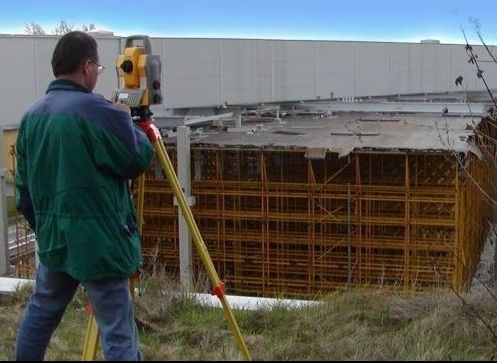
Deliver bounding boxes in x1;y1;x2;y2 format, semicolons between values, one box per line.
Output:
81;59;92;76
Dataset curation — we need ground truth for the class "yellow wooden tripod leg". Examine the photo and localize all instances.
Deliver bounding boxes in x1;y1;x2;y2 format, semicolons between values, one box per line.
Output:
81;306;100;361
153;138;252;361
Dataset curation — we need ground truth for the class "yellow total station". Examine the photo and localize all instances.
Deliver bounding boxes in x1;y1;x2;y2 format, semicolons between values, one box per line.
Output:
115;35;162;108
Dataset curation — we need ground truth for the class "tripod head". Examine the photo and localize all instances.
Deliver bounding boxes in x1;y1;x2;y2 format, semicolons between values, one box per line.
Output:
112;35;162;120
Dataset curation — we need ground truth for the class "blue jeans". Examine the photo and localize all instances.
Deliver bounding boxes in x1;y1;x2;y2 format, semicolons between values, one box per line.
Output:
15;264;141;361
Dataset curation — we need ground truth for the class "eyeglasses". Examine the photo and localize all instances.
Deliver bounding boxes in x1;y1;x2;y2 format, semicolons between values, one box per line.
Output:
90;60;105;75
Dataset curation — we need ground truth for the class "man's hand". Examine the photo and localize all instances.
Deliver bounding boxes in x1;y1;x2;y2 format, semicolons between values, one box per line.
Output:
113;101;131;116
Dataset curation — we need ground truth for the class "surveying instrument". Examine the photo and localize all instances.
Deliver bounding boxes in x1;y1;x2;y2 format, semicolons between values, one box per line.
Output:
81;35;252;361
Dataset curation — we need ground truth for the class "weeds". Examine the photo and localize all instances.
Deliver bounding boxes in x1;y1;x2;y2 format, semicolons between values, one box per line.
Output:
1;272;497;360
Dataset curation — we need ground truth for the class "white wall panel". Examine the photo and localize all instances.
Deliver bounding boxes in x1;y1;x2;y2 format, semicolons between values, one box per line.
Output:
93;37;121;98
355;43;391;96
221;39;271;105
32;38;58;96
162;39;222;108
0;37;38;125
406;44;424;93
316;41;356;98
270;41;317;102
390;44;410;95
421;43;450;93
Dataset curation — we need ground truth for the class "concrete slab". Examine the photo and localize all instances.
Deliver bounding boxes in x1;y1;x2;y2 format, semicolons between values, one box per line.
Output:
189;113;483;158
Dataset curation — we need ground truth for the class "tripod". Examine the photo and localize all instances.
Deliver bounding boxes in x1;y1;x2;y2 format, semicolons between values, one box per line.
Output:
81;119;252;360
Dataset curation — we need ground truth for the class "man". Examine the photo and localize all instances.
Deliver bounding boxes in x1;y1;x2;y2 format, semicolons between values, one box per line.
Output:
14;31;155;360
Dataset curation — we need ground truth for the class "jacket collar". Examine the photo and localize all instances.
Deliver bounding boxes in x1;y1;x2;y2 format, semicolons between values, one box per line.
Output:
46;79;92;94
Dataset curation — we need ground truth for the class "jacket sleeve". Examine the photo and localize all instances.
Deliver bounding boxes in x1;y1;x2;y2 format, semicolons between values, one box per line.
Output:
15;121;36;230
80;97;154;180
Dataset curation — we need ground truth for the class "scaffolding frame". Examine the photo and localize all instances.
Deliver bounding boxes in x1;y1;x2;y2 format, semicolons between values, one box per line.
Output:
9;145;34;279
140;132;495;297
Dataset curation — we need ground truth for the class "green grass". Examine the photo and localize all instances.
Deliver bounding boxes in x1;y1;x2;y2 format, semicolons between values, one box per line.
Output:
2;273;497;360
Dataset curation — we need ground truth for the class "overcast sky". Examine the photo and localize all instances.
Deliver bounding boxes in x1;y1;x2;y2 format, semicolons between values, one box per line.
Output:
1;0;496;44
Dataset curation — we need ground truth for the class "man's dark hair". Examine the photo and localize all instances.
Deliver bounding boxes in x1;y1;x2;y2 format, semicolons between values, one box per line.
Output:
51;31;98;77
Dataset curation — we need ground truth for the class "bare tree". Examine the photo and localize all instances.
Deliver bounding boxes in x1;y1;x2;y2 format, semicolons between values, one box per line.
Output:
82;23;96;32
24;21;96;36
24;22;46;36
53;20;77;35
441;18;497;342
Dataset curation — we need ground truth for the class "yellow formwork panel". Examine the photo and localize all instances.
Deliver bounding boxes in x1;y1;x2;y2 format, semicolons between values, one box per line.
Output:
2;127;18;183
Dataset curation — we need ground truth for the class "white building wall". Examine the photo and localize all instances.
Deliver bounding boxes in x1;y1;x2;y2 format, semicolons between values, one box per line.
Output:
161;38;223;108
390;43;410;94
0;35;120;126
316;41;356;98
356;43;392;96
222;39;272;105
2;37;39;125
1;35;496;126
271;41;317;102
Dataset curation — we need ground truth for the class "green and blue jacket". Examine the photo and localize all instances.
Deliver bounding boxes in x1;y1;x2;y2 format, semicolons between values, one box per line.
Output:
15;79;154;282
